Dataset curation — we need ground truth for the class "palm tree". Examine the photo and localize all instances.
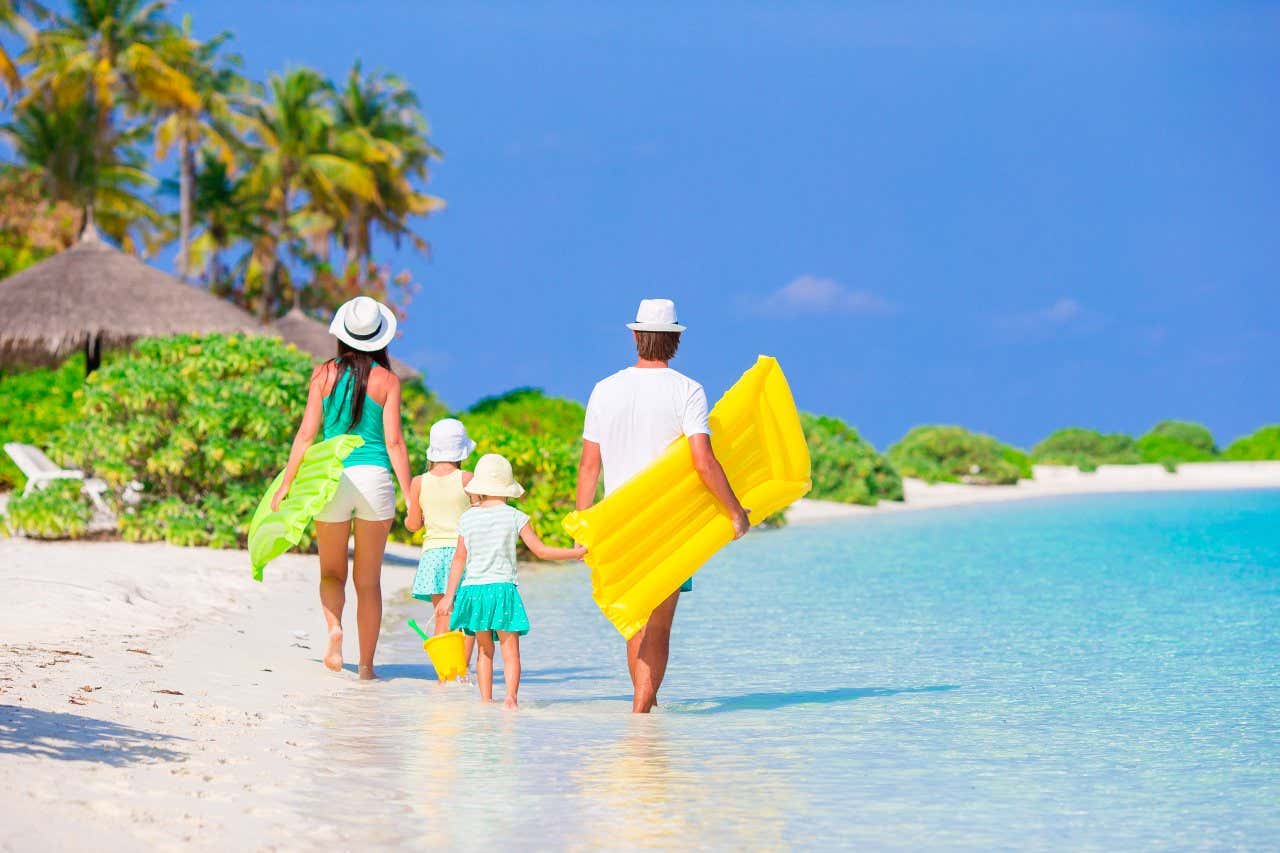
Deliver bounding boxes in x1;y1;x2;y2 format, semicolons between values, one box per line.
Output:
242;66;379;321
19;0;197;229
152;18;252;279
1;95;159;249
0;1;47;97
160;149;264;295
329;61;443;270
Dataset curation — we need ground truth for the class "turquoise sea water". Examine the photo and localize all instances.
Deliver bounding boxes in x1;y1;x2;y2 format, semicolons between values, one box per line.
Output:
302;491;1280;849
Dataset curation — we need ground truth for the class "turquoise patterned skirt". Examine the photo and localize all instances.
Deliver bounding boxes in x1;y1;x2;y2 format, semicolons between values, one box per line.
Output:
450;582;530;639
412;546;457;600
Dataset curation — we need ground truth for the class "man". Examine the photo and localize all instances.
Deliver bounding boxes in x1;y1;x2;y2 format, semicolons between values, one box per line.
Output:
576;298;750;713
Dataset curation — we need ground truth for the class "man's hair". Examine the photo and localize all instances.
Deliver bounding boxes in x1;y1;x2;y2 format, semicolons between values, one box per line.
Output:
634;330;681;362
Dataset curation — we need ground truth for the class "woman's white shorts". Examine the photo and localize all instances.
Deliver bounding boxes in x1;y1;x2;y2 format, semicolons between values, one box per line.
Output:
314;465;396;523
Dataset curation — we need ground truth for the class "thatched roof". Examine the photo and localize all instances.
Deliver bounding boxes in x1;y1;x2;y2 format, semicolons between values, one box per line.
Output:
0;227;264;367
273;307;421;380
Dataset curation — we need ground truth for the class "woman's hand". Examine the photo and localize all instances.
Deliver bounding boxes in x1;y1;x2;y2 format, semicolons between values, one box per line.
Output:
270;484;290;512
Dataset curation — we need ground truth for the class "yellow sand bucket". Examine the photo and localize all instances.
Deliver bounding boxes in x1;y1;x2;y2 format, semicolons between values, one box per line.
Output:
410;620;467;682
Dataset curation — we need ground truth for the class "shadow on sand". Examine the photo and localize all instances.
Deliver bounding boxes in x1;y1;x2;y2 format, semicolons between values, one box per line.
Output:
0;704;186;765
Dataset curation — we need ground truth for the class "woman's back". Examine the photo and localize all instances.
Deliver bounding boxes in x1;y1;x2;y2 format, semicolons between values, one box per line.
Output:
322;362;394;470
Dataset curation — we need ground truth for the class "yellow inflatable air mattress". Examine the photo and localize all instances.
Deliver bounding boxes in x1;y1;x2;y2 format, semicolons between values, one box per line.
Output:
562;355;811;638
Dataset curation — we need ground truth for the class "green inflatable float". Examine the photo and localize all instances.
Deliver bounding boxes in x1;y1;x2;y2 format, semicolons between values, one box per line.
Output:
248;434;364;580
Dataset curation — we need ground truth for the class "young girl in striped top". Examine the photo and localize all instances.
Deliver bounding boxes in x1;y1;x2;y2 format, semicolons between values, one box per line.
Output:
436;453;585;708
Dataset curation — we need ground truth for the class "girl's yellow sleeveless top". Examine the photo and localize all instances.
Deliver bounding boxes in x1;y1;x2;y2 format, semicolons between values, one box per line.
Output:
420;469;471;550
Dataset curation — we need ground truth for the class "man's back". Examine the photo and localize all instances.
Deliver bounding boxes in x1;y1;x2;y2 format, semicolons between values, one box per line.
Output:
583;366;710;494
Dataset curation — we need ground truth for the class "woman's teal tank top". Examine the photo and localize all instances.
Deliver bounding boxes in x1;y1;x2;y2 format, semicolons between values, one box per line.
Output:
322;367;391;470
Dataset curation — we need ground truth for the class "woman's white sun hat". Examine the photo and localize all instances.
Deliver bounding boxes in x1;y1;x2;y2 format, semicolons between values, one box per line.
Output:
427;418;477;463
626;298;686;333
464;453;525;499
329;296;397;352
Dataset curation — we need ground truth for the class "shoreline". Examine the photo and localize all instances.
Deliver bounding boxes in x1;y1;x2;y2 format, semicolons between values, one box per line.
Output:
785;460;1280;524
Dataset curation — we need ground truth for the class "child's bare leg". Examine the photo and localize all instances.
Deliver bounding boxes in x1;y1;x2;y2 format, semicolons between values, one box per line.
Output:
498;632;521;709
475;632;496;701
465;634;476;669
352;518;391;680
315;521;351;672
431;594;448;635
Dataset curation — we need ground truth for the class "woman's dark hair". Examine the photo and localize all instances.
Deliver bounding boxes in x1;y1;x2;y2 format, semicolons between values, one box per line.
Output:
333;340;391;430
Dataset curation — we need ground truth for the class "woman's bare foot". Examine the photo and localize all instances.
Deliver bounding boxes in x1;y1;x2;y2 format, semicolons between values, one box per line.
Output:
323;627;343;672
503;695;519;710
357;664;378;681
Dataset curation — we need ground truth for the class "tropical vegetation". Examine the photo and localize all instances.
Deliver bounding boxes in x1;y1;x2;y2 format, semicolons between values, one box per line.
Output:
888;425;1031;485
0;0;442;322
801;413;902;504
1223;426;1280;461
1031;427;1141;472
1136;420;1217;471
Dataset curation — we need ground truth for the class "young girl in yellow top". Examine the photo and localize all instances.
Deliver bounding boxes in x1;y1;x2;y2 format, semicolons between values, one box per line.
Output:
406;419;476;638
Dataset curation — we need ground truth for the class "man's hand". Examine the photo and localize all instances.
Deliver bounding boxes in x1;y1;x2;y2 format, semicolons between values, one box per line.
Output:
731;507;751;540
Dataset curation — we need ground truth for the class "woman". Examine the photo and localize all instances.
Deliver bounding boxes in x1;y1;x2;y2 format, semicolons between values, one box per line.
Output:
272;296;412;680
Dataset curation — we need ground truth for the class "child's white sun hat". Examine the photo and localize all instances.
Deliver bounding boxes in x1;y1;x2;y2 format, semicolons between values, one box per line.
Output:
427;418;476;462
464;453;525;498
626;298;686;332
329;296;397;352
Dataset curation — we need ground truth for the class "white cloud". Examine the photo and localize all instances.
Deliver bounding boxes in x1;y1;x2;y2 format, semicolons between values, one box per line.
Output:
749;275;897;316
992;297;1100;338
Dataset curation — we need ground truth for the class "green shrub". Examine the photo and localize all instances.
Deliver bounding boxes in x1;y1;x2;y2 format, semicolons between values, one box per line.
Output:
887;425;1031;485
801;413;902;504
460;388;586;549
2;479;92;539
1223;425;1280;461
1031;427;1141;472
60;334;314;548
0;355;86;489
1137;420;1217;471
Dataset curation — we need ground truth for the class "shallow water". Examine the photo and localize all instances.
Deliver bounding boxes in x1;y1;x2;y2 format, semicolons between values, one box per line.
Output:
293;491;1280;849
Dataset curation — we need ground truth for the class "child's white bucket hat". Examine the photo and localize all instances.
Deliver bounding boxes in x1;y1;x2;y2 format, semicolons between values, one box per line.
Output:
626;298;686;332
329;296;397;352
427;418;476;462
464;453;525;498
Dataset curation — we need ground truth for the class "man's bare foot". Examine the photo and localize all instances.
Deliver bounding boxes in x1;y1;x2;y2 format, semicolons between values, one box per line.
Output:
357;664;378;681
503;695;519;710
323;628;343;672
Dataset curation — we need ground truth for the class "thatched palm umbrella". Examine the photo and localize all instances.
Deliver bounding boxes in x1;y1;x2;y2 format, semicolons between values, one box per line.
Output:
273;306;422;381
0;225;263;372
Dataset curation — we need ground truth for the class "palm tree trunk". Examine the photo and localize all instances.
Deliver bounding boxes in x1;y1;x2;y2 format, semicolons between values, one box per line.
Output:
260;184;289;322
177;134;193;280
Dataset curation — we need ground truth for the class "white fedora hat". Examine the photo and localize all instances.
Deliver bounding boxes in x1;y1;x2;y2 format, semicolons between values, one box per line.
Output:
427;418;477;463
626;298;686;333
329;296;397;352
464;453;525;499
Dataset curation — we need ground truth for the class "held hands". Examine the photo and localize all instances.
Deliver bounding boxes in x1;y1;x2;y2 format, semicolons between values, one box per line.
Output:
434;594;454;623
731;507;751;540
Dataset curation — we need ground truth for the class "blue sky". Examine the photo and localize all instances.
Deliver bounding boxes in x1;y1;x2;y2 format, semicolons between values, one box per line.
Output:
69;3;1280;446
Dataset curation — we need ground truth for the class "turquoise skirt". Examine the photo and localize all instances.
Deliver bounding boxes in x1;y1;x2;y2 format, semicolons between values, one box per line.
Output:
450;582;530;639
412;546;457;600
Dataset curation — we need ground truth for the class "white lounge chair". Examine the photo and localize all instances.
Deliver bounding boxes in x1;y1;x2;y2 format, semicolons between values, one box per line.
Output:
3;442;113;515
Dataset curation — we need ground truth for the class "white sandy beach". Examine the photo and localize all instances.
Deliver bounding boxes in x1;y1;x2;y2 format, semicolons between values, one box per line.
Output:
3;461;1280;849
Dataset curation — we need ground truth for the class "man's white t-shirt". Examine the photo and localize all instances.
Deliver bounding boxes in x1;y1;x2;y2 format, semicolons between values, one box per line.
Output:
583;367;711;495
